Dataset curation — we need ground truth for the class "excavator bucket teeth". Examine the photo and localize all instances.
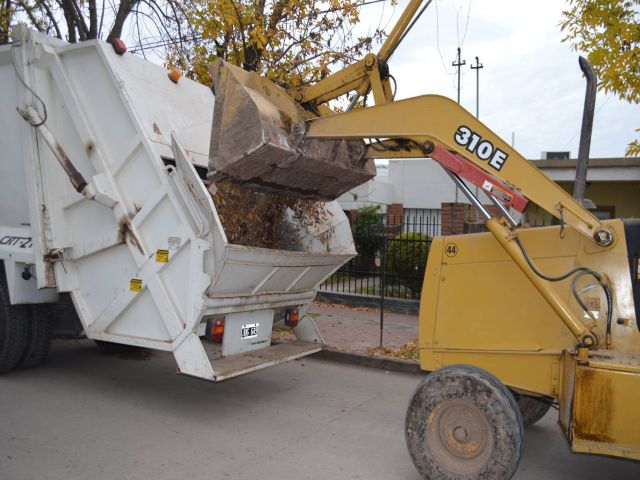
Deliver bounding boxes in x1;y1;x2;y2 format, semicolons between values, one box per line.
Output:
207;60;376;201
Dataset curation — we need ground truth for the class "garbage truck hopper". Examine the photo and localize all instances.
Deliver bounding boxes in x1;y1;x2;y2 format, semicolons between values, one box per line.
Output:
0;27;356;381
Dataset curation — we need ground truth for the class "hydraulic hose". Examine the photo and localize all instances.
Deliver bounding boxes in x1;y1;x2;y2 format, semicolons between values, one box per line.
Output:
515;236;613;348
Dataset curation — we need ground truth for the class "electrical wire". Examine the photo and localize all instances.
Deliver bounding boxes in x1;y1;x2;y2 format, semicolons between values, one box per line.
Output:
11;42;48;127
129;0;391;53
435;0;455;76
386;0;434;61
454;0;472;48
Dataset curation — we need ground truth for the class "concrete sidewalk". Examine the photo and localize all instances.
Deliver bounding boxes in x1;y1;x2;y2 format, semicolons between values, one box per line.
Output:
304;301;420;372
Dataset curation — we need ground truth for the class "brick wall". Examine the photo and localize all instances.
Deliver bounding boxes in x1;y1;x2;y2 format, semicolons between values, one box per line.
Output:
441;203;467;236
441;202;503;236
386;203;404;227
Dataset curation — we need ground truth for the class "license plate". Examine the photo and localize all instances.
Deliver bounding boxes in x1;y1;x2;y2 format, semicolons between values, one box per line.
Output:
241;323;259;339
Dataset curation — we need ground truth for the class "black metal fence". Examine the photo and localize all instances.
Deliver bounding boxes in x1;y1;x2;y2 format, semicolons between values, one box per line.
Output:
320;209;439;300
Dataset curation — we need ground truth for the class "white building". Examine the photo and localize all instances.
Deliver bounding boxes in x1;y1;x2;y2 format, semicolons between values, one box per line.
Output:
337;157;640;233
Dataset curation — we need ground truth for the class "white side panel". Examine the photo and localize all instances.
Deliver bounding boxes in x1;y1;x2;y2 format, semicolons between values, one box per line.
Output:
5;29;357;380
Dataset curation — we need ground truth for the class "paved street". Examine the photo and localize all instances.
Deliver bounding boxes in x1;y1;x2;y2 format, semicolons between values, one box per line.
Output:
1;340;639;480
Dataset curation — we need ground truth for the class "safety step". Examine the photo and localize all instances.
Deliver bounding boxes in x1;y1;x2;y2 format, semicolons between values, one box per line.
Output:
201;340;323;382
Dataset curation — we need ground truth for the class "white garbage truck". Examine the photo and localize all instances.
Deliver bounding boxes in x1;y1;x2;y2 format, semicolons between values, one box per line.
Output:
0;26;357;381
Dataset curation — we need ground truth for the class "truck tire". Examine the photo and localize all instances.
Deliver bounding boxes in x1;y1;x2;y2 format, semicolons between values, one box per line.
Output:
0;267;30;373
18;305;54;369
515;394;552;426
405;365;523;480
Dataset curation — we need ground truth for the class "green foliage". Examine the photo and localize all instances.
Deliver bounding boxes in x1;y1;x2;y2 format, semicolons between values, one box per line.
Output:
386;232;430;298
561;0;640;155
353;205;382;261
177;0;384;87
0;3;12;44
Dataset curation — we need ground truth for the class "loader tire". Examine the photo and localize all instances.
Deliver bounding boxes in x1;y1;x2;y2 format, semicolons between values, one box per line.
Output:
515;394;552;426
18;305;54;369
405;365;523;480
0;266;30;373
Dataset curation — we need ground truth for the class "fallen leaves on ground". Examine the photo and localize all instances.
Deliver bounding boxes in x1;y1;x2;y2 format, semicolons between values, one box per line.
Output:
312;301;378;313
271;327;296;343
367;338;419;361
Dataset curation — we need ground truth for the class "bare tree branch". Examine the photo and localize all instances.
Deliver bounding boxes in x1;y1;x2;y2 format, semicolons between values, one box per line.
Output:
106;0;135;42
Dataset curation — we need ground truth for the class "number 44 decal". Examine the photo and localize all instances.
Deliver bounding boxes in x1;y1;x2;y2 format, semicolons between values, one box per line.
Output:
454;126;508;171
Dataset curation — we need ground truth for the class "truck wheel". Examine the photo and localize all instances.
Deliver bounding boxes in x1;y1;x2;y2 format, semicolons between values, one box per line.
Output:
0;267;30;373
18;305;54;369
515;394;552;426
405;365;523;480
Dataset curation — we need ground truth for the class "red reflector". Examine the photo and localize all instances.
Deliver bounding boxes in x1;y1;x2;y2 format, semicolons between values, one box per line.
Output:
285;308;299;328
205;317;225;343
111;38;127;55
168;67;182;84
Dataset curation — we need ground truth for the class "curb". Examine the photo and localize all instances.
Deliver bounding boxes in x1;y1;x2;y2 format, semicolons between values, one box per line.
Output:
315;291;420;315
314;348;422;375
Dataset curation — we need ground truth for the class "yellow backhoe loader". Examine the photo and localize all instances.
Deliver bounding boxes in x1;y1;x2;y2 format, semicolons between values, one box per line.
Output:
208;0;640;478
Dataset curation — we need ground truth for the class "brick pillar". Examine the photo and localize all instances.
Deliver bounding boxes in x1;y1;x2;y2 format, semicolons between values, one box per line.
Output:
441;202;467;236
386;203;404;228
467;204;503;222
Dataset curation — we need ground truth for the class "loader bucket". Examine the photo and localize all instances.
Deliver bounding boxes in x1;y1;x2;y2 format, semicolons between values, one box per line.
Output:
208;60;376;201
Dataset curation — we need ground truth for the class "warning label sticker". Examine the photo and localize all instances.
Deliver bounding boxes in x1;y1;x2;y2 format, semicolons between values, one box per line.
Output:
583;296;601;319
129;278;143;292
156;249;169;263
168;236;181;252
482;180;513;205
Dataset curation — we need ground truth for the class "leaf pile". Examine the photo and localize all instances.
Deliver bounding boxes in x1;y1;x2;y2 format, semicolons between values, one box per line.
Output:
312;301;378;313
271;327;296;344
367;338;419;361
212;181;328;250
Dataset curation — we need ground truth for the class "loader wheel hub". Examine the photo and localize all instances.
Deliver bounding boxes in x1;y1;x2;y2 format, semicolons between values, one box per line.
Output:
453;426;467;442
427;399;493;471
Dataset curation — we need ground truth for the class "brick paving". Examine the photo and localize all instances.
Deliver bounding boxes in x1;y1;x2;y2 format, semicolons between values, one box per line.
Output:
307;302;418;354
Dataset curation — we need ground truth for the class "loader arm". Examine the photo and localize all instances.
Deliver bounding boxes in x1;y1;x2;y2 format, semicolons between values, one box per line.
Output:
289;0;429;108
303;95;617;349
304;94;613;248
207;0;612;348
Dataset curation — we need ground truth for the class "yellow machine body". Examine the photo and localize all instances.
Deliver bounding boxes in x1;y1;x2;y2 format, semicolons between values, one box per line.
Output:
200;0;640;465
560;350;640;459
419;219;640;459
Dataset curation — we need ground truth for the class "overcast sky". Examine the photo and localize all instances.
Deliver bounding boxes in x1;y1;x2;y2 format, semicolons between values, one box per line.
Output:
356;0;637;159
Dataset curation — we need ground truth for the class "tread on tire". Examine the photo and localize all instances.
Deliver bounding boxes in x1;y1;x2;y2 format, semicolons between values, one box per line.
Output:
405;364;523;480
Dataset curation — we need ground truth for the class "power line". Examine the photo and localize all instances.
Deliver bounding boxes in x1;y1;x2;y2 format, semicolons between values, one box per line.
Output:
452;0;471;47
435;0;456;75
130;0;391;54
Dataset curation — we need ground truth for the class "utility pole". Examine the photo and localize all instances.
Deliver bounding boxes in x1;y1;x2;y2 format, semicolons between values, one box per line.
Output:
451;47;465;202
452;47;466;104
470;56;483;118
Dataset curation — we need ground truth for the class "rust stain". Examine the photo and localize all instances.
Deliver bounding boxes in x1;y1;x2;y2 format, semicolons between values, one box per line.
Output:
44;262;56;287
153;123;162;135
120;221;144;256
573;368;614;444
85;141;95;155
279;111;293;133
